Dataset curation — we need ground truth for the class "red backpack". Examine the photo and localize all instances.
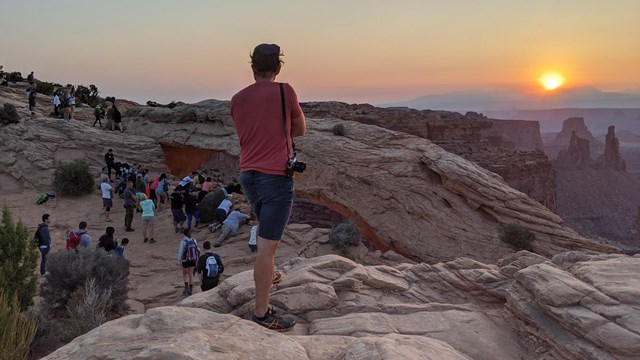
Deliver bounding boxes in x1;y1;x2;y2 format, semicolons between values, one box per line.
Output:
66;231;81;251
150;177;159;190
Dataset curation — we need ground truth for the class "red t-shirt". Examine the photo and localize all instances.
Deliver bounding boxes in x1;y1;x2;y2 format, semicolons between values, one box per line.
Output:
231;81;303;175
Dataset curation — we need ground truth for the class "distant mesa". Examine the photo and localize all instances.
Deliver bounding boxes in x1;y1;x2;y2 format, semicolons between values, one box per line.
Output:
545;117;604;159
552;118;626;172
382;86;640;114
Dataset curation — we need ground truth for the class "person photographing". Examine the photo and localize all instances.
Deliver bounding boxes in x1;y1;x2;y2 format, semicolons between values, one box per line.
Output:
230;43;306;331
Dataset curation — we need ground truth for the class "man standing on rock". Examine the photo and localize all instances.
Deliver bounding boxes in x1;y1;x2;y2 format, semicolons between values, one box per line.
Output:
36;214;52;276
105;149;116;181
230;43;306;331
123;181;136;232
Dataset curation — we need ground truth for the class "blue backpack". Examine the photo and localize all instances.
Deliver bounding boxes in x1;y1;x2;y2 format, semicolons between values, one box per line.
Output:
205;255;219;277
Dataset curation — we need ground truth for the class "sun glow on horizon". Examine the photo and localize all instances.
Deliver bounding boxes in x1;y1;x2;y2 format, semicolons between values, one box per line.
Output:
538;72;566;91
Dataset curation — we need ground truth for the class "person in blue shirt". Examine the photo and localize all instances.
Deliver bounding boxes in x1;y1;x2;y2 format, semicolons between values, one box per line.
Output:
114;238;129;259
213;209;250;247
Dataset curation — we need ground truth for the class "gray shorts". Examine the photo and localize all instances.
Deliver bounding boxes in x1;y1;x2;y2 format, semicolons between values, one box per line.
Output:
103;198;113;211
240;171;293;241
142;215;155;224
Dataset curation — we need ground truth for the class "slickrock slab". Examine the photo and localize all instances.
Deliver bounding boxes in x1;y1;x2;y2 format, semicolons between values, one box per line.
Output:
506;252;640;360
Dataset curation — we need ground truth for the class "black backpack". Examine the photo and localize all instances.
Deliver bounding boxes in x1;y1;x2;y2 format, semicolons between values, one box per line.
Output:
113;107;122;121
33;227;42;245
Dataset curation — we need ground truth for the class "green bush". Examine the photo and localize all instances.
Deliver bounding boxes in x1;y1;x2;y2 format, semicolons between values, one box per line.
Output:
499;223;535;251
0;103;20;125
40;247;129;312
75;84;100;108
0;290;37;360
332;123;346;136
0;208;38;311
35;81;55;96
6;71;22;82
53;161;95;197
329;222;361;251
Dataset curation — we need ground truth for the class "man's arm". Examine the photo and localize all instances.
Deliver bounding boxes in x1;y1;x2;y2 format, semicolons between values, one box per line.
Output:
290;113;306;138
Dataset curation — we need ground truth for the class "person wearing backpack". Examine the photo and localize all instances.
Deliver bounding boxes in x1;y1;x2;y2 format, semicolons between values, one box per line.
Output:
177;228;199;295
93;105;103;127
67;221;91;251
76;221;93;249
196;241;224;291
36;214;52;276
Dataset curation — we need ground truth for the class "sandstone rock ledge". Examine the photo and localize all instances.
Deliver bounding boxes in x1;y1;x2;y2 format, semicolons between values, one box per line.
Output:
44;254;640;360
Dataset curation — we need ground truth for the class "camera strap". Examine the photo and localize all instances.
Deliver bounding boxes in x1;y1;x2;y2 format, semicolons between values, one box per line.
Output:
279;83;294;159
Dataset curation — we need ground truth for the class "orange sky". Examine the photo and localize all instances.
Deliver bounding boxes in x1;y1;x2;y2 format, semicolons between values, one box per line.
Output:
1;1;638;104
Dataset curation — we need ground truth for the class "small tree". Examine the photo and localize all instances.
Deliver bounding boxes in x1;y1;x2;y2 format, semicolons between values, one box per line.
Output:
6;71;22;82
53;161;95;197
0;290;37;360
499;223;535;251
35;81;56;96
0;208;38;311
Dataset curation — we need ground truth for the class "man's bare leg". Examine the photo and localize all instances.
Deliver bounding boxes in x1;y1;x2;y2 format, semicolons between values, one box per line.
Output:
254;236;279;317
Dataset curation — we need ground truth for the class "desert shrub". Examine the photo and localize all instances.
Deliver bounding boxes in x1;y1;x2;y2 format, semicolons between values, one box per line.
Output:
198;190;225;223
35;81;55;96
67;278;112;335
40;247;129;312
329;222;361;251
332;123;346;136
499;223;535;251
75;84;100;108
0;208;38;311
0;290;37;360
6;71;23;82
52;161;95;197
0;103;20;125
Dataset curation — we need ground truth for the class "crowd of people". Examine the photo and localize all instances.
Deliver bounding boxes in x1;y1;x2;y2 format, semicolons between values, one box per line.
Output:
33;42;307;332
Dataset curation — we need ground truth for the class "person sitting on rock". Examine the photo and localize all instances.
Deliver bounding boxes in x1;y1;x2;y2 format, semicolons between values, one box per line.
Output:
213;209;250;247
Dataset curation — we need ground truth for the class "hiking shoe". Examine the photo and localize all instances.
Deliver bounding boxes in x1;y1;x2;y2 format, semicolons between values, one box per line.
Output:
144;238;149;243
182;285;189;295
125;228;135;232
188;285;193;295
213;242;221;248
174;226;180;233
252;312;296;332
149;238;156;244
272;271;283;286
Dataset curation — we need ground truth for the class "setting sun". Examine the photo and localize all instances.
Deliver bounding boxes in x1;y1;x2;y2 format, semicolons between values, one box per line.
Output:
538;72;566;91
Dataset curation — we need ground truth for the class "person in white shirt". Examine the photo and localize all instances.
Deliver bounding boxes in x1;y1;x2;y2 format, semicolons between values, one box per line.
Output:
100;177;114;222
52;92;60;117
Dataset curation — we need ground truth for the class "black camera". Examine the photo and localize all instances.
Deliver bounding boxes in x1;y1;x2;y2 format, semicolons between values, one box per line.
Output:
286;157;306;173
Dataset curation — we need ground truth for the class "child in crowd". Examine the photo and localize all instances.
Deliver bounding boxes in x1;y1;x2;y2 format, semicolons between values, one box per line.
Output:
115;238;129;259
